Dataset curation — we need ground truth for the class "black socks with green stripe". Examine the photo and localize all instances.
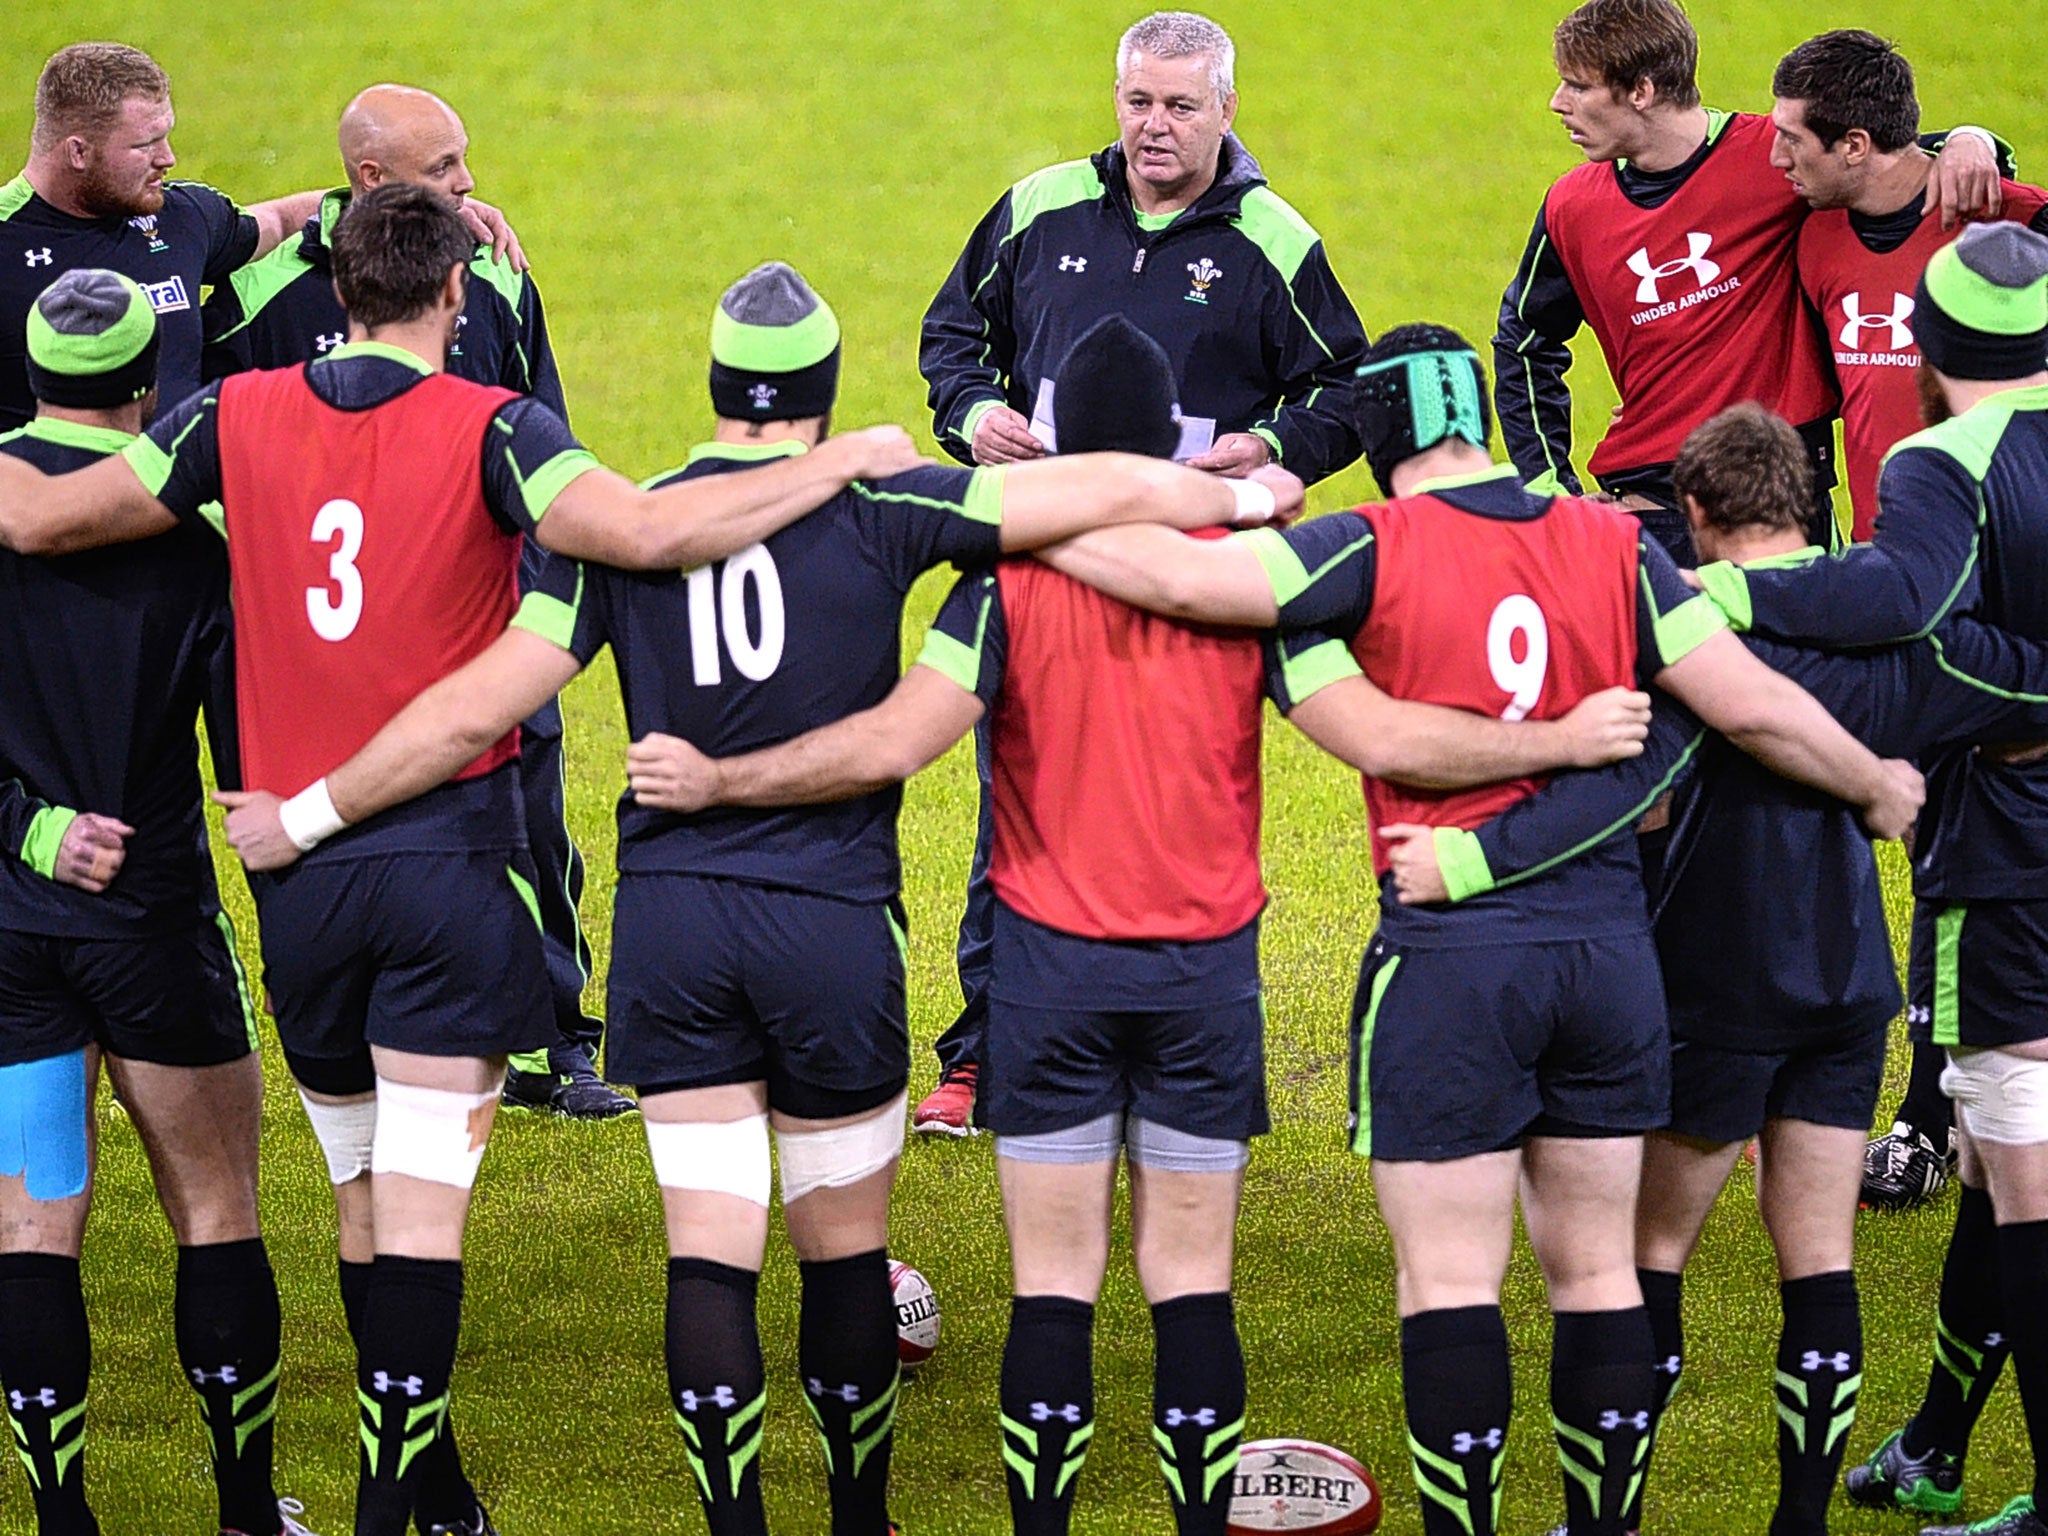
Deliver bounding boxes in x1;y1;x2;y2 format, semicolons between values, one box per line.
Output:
353;1255;463;1536
0;1252;97;1535
1151;1292;1246;1536
666;1257;768;1536
175;1239;282;1536
342;1257;482;1533
1550;1307;1654;1536
799;1249;900;1536
1909;1183;2009;1460
1622;1268;1684;1531
1000;1294;1096;1536
1401;1305;1509;1536
1771;1270;1862;1536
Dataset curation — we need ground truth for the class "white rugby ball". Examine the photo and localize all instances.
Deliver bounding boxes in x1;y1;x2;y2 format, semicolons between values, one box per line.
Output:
1227;1439;1382;1534
889;1260;940;1371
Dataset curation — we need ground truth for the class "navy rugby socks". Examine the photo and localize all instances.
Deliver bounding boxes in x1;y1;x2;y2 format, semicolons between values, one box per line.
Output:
1549;1307;1654;1536
1908;1183;2009;1458
1000;1294;1096;1536
353;1256;464;1536
1151;1291;1246;1536
1995;1220;2048;1509
1622;1268;1683;1531
0;1252;97;1535
799;1249;900;1536
667;1257;769;1536
1401;1304;1510;1536
175;1239;283;1536
1770;1271;1862;1536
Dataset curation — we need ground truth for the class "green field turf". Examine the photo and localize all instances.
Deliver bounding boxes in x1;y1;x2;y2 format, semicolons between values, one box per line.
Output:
6;2;2047;1532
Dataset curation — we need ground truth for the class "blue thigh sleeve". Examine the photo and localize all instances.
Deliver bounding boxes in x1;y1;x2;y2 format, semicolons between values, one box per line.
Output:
0;1048;90;1201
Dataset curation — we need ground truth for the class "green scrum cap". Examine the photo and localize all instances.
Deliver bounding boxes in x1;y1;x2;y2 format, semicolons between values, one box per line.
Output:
1916;222;2048;381
708;261;842;422
25;269;160;409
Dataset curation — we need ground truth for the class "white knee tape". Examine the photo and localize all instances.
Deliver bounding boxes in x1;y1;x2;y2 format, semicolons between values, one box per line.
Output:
369;1078;497;1190
1942;1049;2048;1145
298;1090;377;1185
645;1113;771;1206
777;1093;908;1206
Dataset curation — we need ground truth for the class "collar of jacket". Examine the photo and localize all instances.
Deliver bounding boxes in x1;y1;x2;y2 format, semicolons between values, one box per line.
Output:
1091;133;1267;231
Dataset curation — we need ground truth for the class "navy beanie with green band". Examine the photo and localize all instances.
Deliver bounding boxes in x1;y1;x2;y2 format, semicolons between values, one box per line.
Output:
1916;222;2048;381
708;261;841;422
25;269;160;410
1355;323;1492;496
1052;315;1181;460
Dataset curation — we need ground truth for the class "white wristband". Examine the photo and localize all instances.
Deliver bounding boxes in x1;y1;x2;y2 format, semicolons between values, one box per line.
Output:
278;778;346;852
1227;477;1277;526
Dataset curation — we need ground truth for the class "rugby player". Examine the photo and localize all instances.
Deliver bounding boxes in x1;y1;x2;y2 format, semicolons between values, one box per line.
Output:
1;43;523;434
0;271;305;1536
0;187;931;1536
1769;27;2048;1211
915;7;1369;1133
1492;0;2001;562
195;265;1354;1536
199;80;626;1121
981;325;1920;1536
1382;403;2048;1536
1695;224;2048;1536
611;315;1661;1536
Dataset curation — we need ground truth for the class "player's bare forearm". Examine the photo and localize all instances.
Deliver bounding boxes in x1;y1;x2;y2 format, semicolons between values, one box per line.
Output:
998;454;1300;552
246;190;325;259
0;454;177;555
326;629;582;825
1034;524;1279;626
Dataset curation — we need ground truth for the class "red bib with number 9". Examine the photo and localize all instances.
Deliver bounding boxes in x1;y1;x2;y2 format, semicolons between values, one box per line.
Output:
1354;491;1642;875
216;367;523;796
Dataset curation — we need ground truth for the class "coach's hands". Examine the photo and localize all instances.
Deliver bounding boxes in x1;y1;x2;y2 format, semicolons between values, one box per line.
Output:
1378;824;1450;905
1187;433;1273;477
213;790;301;873
822;426;932;483
628;734;723;814
1555;686;1652;766
460;198;528;272
1927;130;2002;230
51;812;131;893
1861;759;1926;842
972;406;1049;465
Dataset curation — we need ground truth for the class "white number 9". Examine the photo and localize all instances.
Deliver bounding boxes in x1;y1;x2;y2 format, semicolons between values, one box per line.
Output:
306;498;364;642
1486;593;1549;722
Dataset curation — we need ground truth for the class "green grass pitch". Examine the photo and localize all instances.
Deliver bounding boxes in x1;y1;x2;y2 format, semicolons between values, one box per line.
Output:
5;2;2046;1531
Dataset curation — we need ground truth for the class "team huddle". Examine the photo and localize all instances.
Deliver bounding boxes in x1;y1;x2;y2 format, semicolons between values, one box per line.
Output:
2;4;2048;1536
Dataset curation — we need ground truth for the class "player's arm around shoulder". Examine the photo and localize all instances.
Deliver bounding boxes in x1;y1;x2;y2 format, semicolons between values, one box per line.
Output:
0;436;179;556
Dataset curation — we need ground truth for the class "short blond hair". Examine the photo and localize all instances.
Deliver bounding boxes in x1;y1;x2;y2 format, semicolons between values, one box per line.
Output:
33;43;170;153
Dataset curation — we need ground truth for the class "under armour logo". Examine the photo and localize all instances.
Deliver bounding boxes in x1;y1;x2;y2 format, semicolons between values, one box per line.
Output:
1600;1410;1651;1432
1626;232;1721;303
25;249;52;267
1802;1351;1854;1374
1655;1354;1683;1376
313;332;344;354
370;1372;423;1398
806;1378;862;1404
1450;1428;1503;1454
1164;1407;1217;1428
1058;255;1088;273
677;1385;738;1412
1839;291;1916;352
188;1366;239;1386
1987;1333;2007;1348
1030;1402;1082;1423
748;383;777;411
8;1388;57;1411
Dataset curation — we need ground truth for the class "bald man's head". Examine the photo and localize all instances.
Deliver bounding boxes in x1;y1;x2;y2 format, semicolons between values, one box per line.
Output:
338;84;473;203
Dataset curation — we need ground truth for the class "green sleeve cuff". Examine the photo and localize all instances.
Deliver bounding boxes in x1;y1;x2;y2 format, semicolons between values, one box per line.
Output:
1250;426;1284;463
1695;561;1753;632
1240;526;1313;607
122;436;173;498
522;448;601;523
1652;591;1729;667
1435;826;1496;903
962;466;1005;525
1522;470;1569;498
510;589;578;650
916;629;981;692
1279;637;1361;708
959;398;1004;451
20;806;77;880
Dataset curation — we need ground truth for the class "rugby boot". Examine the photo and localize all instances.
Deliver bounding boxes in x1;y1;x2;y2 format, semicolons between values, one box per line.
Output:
1862;1122;1957;1211
1847;1428;1966;1514
501;1050;635;1121
1921;1494;2048;1536
912;1062;978;1137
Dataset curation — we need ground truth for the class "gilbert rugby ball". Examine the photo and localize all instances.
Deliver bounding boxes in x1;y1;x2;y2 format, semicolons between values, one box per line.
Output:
1227;1439;1381;1534
889;1260;940;1371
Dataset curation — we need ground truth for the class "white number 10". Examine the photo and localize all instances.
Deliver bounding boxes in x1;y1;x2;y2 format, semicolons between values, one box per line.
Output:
685;544;786;685
306;498;364;642
1486;593;1549;721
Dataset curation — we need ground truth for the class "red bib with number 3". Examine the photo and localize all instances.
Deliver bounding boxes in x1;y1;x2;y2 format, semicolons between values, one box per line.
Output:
1354;491;1642;874
215;367;523;796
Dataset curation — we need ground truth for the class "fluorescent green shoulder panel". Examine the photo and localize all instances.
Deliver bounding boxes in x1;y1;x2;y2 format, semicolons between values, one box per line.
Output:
1232;186;1321;284
468;248;528;312
1884;388;2048;481
0;176;31;222
1004;160;1103;242
217;241;316;341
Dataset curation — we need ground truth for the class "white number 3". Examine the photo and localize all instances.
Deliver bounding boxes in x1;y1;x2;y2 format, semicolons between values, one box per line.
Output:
306;498;364;642
1486;593;1549;722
